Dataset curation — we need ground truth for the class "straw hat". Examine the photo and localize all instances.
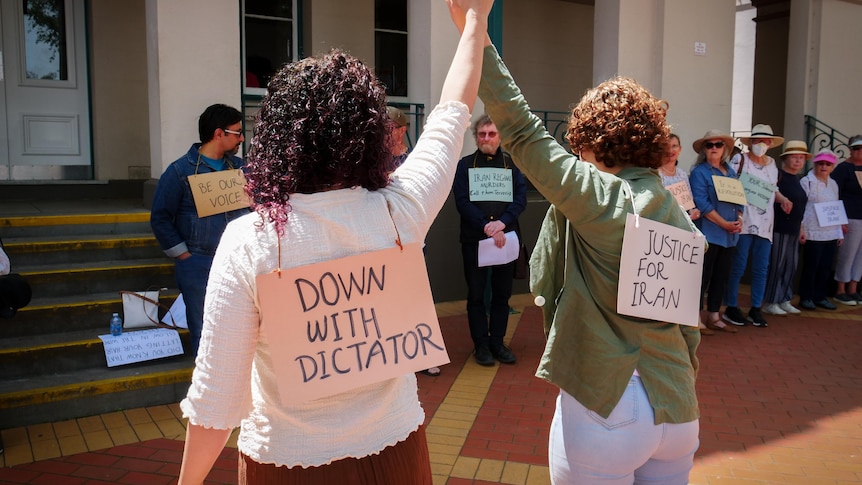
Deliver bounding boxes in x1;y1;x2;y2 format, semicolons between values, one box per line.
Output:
739;124;784;146
386;106;408;127
779;140;812;160
692;129;735;154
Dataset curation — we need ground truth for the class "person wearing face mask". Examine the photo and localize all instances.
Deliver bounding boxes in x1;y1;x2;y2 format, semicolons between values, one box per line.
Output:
762;141;810;316
723;124;792;328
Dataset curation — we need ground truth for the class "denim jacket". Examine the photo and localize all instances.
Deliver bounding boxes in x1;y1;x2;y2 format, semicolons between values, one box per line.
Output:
150;143;250;257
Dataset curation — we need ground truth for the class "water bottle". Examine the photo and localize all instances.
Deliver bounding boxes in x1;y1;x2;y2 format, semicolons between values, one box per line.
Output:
110;313;123;336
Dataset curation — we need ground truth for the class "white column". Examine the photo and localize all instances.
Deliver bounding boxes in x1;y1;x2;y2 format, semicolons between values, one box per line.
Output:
594;0;736;171
146;0;242;177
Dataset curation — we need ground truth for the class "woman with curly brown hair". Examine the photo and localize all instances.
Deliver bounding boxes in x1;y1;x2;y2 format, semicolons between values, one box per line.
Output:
450;12;702;483
177;1;493;483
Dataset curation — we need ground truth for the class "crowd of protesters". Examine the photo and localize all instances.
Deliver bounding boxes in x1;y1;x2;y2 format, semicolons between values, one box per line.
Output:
671;127;862;334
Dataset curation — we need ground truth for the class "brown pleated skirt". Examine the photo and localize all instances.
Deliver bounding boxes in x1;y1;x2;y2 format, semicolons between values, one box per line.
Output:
238;426;432;485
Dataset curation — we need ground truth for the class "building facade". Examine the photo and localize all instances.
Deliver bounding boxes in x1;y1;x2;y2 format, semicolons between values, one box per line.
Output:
0;0;859;300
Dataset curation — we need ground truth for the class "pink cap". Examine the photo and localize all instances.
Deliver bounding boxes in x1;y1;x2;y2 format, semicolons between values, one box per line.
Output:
811;149;837;165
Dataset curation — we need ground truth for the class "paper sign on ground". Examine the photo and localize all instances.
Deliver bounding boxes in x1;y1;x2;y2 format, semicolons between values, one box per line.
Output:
712;176;747;206
665;181;695;211
478;231;520;267
468;167;514;202
99;328;184;367
814;201;848;227
617;214;704;326
188;169;250;217
739;172;777;211
256;243;450;405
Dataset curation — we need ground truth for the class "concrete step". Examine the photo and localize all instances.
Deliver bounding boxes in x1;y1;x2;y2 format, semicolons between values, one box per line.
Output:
0;355;194;429
3;233;164;266
0;328;191;379
0;291;180;339
0;212;151;238
18;259;175;299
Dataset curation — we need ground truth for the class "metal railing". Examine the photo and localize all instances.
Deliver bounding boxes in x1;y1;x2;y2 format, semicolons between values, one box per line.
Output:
805;115;853;161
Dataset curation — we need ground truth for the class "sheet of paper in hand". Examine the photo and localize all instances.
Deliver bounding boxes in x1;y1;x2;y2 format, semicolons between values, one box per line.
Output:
617;214;705;326
256;242;450;405
188;169;250;217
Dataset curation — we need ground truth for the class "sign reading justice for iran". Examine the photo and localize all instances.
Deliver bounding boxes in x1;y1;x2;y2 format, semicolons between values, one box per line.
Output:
617;214;705;326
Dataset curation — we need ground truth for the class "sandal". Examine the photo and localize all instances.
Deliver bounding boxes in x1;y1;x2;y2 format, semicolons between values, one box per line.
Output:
705;317;737;334
419;367;441;377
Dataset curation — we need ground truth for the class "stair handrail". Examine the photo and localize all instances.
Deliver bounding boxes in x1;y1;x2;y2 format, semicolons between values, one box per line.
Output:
805;115;854;161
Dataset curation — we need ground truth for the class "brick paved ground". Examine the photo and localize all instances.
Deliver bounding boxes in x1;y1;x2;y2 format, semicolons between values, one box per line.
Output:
2;296;861;484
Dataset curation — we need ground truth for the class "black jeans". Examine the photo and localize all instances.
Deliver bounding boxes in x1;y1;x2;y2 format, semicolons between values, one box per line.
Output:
701;243;735;313
799;239;838;301
461;242;515;350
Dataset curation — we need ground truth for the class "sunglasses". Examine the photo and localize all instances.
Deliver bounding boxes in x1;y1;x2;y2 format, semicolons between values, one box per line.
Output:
852;146;862;151
814;161;833;166
704;141;725;149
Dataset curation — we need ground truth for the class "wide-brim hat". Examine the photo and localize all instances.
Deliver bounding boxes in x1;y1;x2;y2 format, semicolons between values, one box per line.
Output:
692;129;735;154
386;106;408;128
740;123;784;147
811;148;838;165
779;140;812;160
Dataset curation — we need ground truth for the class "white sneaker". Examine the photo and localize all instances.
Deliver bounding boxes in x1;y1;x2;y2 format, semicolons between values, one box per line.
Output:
779;301;801;314
762;303;787;316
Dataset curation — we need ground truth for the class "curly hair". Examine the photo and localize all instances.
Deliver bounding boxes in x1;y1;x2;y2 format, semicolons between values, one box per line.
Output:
244;49;391;235
565;76;670;169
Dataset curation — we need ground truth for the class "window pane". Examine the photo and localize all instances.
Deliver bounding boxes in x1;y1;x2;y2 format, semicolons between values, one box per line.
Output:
245;17;292;89
246;0;291;19
375;31;407;97
375;0;406;31
22;0;68;80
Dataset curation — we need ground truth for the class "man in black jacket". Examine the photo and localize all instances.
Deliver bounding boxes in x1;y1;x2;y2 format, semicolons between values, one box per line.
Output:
453;114;527;366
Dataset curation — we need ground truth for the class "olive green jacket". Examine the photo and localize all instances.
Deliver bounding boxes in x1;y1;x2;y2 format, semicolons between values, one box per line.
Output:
479;45;701;424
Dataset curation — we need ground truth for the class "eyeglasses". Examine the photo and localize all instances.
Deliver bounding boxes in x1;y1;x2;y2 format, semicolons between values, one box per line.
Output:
477;131;498;139
704;141;725;149
852;145;862;151
814;161;833;166
223;129;242;136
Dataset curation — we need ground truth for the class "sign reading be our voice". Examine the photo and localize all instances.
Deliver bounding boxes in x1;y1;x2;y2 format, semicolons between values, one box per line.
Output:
188;169;250;217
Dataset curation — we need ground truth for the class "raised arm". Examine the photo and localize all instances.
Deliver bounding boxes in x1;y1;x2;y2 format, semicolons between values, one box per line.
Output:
440;0;494;111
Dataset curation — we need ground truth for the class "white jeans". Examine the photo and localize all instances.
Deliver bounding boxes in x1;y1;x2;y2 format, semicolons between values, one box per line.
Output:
549;377;699;484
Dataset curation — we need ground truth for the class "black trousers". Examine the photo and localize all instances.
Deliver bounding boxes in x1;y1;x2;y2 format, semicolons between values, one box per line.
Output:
461;242;515;349
799;239;838;301
701;243;735;313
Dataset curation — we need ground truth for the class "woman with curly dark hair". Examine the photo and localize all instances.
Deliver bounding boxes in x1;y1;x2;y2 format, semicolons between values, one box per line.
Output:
178;1;493;483
450;11;702;483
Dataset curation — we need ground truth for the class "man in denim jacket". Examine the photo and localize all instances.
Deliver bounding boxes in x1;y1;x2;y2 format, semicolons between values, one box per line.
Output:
150;104;250;356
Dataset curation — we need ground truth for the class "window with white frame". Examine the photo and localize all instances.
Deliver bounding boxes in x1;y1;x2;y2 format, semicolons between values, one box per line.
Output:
243;0;297;94
375;0;408;97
